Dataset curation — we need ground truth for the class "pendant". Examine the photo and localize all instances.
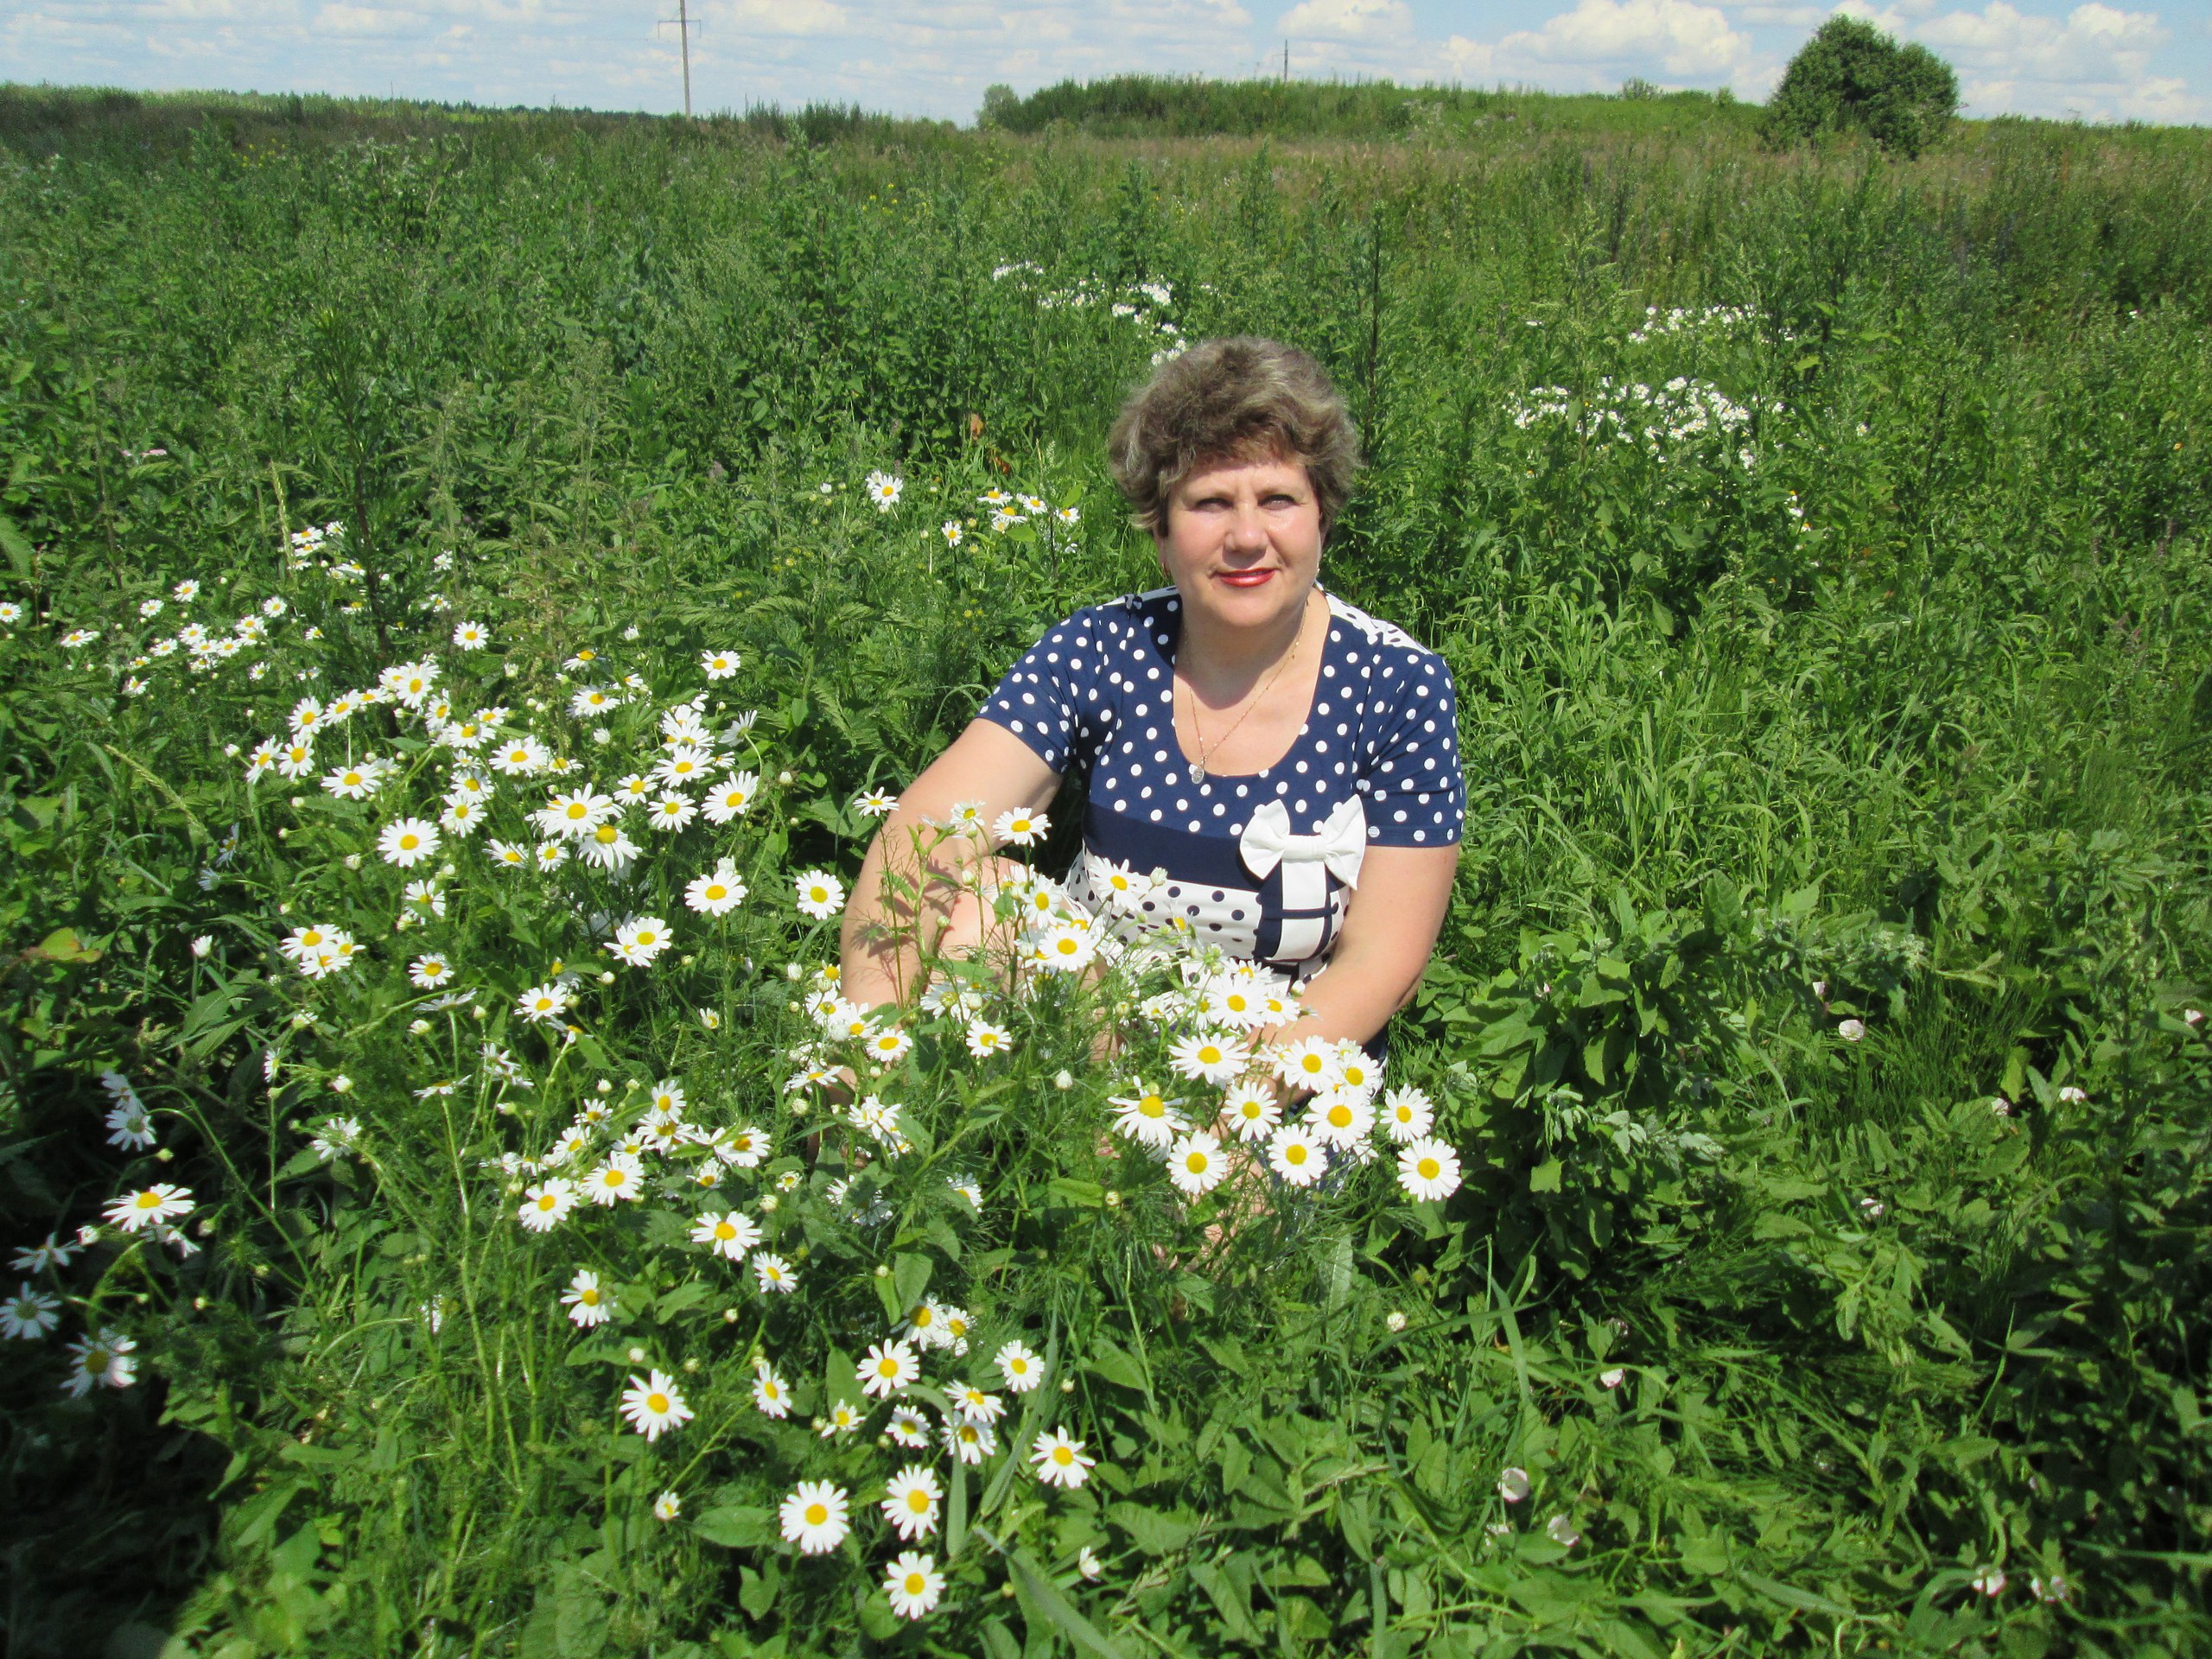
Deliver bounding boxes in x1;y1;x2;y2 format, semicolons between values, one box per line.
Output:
1188;760;1206;785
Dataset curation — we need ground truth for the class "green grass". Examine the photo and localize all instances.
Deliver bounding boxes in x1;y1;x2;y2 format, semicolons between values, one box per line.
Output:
0;85;2209;1659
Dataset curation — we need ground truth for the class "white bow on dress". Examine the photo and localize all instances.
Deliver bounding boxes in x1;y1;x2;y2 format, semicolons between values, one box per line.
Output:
1237;796;1366;963
1237;796;1367;889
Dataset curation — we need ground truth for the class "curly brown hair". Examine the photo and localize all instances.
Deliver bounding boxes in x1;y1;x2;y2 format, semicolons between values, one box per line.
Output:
1106;338;1362;538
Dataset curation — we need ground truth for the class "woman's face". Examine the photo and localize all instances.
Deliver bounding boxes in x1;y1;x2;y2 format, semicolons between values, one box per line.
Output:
1154;454;1323;639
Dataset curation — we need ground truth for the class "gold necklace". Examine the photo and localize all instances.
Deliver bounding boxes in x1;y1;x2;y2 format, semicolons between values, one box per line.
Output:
1179;614;1304;785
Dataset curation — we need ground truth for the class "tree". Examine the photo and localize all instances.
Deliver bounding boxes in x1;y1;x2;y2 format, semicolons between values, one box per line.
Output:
976;84;1020;130
1764;16;1959;158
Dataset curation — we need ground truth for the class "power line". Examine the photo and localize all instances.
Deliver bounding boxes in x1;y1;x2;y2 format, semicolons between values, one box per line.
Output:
658;0;699;116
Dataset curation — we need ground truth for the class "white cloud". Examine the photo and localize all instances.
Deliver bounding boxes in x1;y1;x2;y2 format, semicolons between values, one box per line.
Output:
709;0;851;38
1841;0;2200;120
1504;0;1751;75
0;0;2198;123
1277;0;1414;43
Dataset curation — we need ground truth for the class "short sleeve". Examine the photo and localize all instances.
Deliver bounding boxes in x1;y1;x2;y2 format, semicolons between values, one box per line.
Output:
1362;648;1465;848
976;609;1103;776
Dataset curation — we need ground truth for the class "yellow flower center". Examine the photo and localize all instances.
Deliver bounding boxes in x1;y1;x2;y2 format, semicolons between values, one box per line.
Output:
1052;1447;1073;1465
566;803;587;819
904;1573;926;1593
646;1392;669;1413
1328;1104;1352;1129
1185;1154;1206;1173
906;1491;930;1512
594;825;619;844
1418;1157;1441;1180
804;1503;828;1525
1287;1145;1308;1166
715;1221;734;1240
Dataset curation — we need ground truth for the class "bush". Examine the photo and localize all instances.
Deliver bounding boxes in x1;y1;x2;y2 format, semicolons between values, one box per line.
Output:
1764;16;1960;157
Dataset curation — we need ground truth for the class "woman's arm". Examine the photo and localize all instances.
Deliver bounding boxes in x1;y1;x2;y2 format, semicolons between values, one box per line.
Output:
838;719;1060;1008
1264;843;1460;1049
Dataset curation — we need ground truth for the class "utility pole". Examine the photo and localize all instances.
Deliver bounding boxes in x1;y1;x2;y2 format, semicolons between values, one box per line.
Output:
1282;40;1290;82
659;0;697;116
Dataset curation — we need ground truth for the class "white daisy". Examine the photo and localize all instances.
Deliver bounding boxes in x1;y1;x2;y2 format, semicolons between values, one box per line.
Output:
691;1209;763;1262
880;1464;943;1541
561;1268;613;1327
1168;1030;1244;1087
944;1417;997;1465
584;1154;645;1205
995;1339;1044;1393
702;771;760;823
1166;1131;1228;1197
1030;1428;1096;1490
518;1179;576;1231
1396;1137;1463;1202
515;982;572;1023
1108;1081;1185;1149
1218;1080;1281;1142
620;1370;693;1441
1305;1090;1375;1149
778;1480;849;1554
1381;1086;1434;1143
1;1283;63;1339
752;1360;793;1419
105;1184;194;1233
884;1551;944;1620
1272;1036;1342;1094
965;1020;1013;1058
753;1252;797;1294
1267;1127;1327;1188
378;817;441;869
992;807;1049;846
700;649;741;680
858;1339;920;1399
61;1327;137;1395
794;869;845;919
607;915;672;968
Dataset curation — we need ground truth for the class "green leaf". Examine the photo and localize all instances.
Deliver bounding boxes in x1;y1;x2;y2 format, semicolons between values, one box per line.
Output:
1529;1160;1561;1193
1737;1571;1855;1618
1045;1177;1104;1208
892;1250;933;1319
694;1505;779;1548
30;926;100;963
1106;1501;1196;1555
1001;1543;1130;1658
1084;1339;1148;1393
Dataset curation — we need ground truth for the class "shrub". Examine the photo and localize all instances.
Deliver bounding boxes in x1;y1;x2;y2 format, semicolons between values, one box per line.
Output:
1764;16;1960;158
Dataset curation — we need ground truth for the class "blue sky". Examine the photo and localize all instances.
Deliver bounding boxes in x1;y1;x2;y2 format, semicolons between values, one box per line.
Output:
7;0;2206;125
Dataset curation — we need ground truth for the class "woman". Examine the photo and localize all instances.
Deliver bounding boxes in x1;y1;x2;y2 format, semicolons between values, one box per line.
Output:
839;338;1463;1053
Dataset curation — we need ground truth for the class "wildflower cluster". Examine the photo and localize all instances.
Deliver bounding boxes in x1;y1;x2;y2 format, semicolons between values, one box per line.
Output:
1506;375;1783;467
991;262;1189;365
1623;303;1796;346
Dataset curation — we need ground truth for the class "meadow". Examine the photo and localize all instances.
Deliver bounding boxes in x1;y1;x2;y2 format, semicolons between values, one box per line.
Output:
1;81;2209;1658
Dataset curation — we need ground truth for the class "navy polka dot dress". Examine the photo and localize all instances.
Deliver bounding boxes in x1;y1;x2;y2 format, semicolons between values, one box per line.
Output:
978;586;1465;982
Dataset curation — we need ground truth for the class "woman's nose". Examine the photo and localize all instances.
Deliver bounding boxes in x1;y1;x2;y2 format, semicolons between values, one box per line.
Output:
1225;502;1269;554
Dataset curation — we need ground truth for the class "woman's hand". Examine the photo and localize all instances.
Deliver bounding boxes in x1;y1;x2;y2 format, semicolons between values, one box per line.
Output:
837;721;1060;1009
